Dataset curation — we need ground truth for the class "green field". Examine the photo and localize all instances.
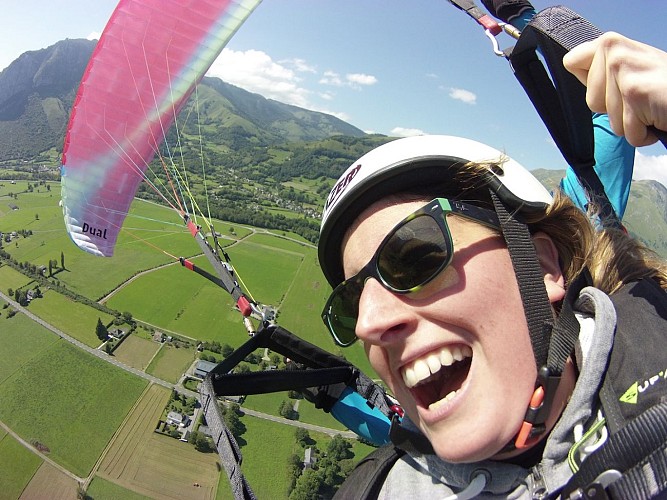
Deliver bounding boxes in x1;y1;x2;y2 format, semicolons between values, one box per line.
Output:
0;337;147;477
0;432;43;500
25;289;116;347
0;313;59;384
87;476;151;500
145;343;195;383
0;265;35;292
217;413;375;499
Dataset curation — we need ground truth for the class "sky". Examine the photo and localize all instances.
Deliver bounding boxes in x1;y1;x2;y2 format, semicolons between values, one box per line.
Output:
2;0;667;183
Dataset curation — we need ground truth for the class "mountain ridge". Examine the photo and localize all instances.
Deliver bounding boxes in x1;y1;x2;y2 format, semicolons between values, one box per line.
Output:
1;39;667;256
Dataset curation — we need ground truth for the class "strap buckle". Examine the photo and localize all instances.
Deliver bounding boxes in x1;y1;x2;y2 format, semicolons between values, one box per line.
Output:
516;366;561;448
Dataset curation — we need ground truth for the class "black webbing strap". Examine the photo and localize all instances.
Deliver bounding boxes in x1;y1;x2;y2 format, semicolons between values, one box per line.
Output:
560;401;667;499
508;6;621;228
546;268;592;376
491;191;553;369
209;324;356;392
200;377;256;500
207;323;394;417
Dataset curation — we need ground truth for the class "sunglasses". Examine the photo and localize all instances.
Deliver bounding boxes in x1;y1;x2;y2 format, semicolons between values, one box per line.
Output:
321;198;501;347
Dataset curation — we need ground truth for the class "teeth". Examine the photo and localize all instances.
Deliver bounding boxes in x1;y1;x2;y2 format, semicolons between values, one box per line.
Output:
428;390;458;411
401;345;472;388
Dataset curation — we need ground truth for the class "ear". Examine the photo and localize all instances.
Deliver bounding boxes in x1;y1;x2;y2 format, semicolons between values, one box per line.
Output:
532;231;566;304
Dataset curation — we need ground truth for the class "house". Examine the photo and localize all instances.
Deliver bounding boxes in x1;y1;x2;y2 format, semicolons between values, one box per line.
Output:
193;360;218;379
108;328;125;339
304;447;316;470
166;411;190;427
153;331;166;342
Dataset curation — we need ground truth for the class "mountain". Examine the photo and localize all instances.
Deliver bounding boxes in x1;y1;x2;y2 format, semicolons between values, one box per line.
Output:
0;38;364;163
0;39;95;161
532;168;667;258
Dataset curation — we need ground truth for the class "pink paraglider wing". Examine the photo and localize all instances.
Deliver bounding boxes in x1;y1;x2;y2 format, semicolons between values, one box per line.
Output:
61;0;260;256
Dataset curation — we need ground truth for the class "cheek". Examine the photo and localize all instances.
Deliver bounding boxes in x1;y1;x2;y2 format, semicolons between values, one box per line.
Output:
364;343;396;389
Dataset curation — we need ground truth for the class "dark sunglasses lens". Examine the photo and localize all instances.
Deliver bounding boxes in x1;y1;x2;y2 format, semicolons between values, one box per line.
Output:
378;215;450;290
326;280;363;345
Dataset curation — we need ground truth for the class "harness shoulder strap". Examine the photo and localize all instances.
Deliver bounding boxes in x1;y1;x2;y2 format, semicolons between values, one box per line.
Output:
508;6;621;228
333;444;405;500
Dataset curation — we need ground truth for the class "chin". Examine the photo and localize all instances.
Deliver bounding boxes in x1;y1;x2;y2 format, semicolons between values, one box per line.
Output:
424;420;516;464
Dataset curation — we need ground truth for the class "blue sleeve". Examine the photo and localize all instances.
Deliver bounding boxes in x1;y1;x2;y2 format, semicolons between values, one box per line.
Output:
559;113;635;219
330;387;392;445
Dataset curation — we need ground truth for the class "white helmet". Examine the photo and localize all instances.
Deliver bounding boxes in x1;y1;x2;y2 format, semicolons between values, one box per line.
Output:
318;135;552;287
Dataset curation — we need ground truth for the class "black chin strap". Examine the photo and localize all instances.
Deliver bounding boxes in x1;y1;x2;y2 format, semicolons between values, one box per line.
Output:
491;191;589;449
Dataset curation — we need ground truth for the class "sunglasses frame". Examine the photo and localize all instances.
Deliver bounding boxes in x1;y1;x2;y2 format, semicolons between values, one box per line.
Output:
322;197;501;347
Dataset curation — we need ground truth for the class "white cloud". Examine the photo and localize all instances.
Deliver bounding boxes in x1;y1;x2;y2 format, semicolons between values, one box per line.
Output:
87;31;100;41
346;73;378;87
319;70;343;87
633;150;667;187
391;127;426;137
448;87;477;105
320;71;378;89
208;48;311;108
281;58;317;73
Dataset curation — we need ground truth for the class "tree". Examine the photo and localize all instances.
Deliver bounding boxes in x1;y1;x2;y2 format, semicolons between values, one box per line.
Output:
122;311;133;323
95;318;109;342
279;400;298;420
295;428;311;448
189;430;214;452
60;251;65;270
220;403;246;439
289;469;322;500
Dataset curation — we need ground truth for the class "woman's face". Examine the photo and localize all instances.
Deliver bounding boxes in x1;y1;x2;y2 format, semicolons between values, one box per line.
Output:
341;197;566;463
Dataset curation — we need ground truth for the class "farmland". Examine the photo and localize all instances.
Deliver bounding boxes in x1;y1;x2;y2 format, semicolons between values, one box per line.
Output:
0;183;379;499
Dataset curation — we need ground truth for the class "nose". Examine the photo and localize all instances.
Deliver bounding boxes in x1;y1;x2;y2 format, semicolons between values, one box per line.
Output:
355;278;414;345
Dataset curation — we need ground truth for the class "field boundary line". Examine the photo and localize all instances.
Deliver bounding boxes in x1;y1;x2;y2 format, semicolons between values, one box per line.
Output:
0;419;85;485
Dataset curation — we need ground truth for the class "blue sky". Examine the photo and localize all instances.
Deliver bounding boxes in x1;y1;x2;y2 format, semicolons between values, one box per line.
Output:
2;1;667;181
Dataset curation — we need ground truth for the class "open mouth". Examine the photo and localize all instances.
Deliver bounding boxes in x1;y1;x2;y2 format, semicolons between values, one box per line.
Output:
401;345;472;411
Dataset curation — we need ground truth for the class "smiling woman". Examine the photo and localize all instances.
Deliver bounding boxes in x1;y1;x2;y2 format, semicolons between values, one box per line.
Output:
319;134;667;498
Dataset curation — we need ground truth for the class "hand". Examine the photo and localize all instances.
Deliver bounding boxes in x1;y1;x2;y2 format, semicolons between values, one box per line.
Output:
564;32;667;147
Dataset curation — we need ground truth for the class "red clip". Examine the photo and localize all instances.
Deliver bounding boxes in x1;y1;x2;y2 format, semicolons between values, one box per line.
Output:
390;404;404;419
515;386;545;448
236;296;253;317
478;14;502;36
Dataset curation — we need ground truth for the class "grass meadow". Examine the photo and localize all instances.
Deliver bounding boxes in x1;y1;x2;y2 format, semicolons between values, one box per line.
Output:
217;414;375;500
87;476;151;500
0;431;43;500
113;334;161;371
0;264;34;292
0;334;147;477
145;343;196;383
25;289;116;347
